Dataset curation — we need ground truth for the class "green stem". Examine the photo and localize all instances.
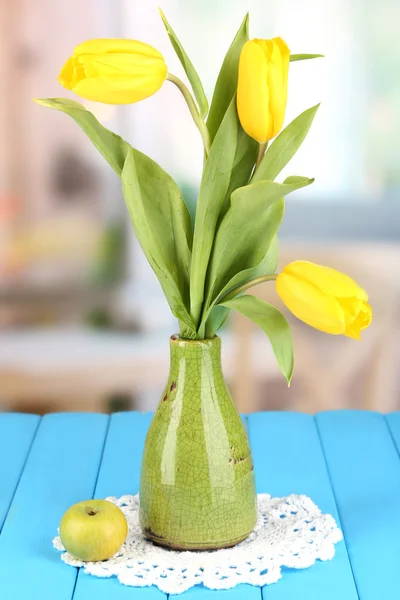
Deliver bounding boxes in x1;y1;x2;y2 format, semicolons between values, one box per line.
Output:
167;73;211;157
253;141;268;177
218;273;277;304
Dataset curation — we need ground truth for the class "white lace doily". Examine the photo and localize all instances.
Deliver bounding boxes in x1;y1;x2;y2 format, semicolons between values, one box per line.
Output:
53;494;342;594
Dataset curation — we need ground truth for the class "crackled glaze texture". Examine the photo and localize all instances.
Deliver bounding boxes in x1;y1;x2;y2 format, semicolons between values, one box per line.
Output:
139;335;257;550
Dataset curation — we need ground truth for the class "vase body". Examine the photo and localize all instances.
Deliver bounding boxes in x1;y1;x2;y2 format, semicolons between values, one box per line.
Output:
139;335;257;550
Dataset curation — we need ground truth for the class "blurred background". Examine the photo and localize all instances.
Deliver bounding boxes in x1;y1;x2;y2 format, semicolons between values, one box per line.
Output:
0;0;399;414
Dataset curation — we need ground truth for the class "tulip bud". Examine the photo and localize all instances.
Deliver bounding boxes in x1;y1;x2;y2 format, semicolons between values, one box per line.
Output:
58;39;168;104
237;37;290;143
276;261;372;338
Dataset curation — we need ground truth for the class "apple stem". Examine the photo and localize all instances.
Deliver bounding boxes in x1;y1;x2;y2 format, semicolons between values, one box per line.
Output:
86;507;98;516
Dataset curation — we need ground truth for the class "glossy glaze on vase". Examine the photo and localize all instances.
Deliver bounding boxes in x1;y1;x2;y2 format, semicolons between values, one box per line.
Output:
139;335;257;550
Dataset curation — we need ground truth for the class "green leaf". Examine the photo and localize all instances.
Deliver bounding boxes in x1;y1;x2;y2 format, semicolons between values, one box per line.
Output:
253;105;320;183
204;237;279;338
290;53;324;62
36;97;195;334
205;305;231;338
190;98;244;326
204;200;283;314
224;126;258;212
220;295;294;383
204;176;313;309
207;13;249;142
200;176;312;338
179;321;197;340
122;149;195;331
203;13;257;209
232;175;314;203
159;9;208;119
216;236;279;305
34;98;129;175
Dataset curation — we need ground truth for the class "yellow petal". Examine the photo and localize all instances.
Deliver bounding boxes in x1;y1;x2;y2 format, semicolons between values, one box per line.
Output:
337;297;363;327
276;272;346;334
343;301;372;339
267;38;290;137
58;42;167;104
237;37;290;142
273;36;291;58
237;40;271;142
58;57;74;88
82;53;165;77
73;73;166;104
253;39;272;60
283;261;368;301
73;39;165;61
359;301;372;329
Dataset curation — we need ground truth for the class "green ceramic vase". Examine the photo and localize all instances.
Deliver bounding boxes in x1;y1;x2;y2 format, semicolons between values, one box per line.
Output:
139;335;257;550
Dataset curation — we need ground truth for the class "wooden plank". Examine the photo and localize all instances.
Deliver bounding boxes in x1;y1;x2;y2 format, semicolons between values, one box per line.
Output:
172;587;259;599
317;410;400;600
73;411;165;600
0;412;109;600
386;412;400;456
0;413;40;531
247;411;358;600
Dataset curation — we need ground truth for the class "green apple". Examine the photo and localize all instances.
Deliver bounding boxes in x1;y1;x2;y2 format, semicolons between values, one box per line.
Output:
59;499;128;561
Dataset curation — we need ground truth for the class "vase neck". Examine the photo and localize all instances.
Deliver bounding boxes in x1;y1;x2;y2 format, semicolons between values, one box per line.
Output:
169;335;223;371
167;336;225;401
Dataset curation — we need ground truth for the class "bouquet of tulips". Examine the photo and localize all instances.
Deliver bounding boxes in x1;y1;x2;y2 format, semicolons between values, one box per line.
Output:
36;12;371;382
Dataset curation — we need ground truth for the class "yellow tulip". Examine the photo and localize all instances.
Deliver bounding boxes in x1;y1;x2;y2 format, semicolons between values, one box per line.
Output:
237;37;290;143
276;261;372;339
58;39;168;104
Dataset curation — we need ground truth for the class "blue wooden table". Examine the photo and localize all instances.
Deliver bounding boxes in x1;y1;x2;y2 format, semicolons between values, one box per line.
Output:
0;411;399;599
